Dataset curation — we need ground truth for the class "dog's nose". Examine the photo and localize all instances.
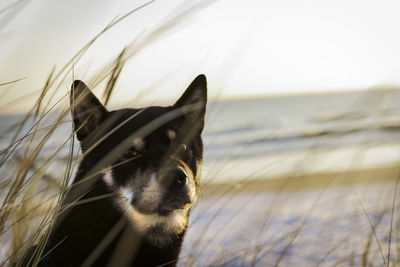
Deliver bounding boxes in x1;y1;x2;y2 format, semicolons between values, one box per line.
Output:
174;168;187;187
159;168;187;189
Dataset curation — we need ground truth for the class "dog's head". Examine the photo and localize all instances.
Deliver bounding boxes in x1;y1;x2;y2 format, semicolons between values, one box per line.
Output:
70;75;207;245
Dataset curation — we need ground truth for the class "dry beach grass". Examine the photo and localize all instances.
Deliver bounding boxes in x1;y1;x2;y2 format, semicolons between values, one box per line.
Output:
1;1;400;266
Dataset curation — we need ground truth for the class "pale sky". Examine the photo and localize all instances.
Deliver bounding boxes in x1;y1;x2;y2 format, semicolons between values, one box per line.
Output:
1;0;400;113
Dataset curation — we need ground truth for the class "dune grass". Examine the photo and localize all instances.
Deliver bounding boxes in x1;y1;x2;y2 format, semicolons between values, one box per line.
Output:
1;1;400;266
0;1;217;265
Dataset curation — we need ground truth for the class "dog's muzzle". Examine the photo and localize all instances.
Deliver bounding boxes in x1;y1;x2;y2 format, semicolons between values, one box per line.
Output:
128;165;195;217
156;167;191;216
158;167;188;190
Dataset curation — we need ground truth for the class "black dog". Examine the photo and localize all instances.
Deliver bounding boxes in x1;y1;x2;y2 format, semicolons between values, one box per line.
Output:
23;75;207;266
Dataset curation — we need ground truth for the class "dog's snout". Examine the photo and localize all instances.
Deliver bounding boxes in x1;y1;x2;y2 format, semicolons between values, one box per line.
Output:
159;168;187;189
175;168;187;187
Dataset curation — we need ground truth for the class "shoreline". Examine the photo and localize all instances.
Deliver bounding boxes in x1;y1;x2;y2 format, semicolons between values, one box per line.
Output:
201;164;400;196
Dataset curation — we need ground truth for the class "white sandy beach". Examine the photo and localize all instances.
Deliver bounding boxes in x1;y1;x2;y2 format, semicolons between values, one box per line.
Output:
181;165;400;266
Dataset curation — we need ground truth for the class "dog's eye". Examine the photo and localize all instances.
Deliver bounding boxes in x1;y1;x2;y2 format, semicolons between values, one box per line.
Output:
177;143;193;157
179;144;187;151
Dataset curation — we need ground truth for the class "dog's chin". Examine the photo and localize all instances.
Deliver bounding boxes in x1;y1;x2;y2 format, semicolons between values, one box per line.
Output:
145;225;184;247
157;205;189;217
119;201;190;245
134;203;191;218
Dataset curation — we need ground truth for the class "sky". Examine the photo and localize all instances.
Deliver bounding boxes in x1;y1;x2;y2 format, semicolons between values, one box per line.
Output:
1;0;400;113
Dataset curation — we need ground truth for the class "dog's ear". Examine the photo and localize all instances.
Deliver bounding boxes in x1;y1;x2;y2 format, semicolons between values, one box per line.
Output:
174;74;207;132
70;80;107;141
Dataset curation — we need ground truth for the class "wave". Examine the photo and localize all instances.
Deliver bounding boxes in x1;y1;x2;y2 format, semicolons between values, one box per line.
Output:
205;114;400;153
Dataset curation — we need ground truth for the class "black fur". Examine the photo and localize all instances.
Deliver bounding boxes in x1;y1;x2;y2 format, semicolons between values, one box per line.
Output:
21;75;207;266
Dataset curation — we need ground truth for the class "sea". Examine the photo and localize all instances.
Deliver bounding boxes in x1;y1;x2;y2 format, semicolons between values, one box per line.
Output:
204;88;400;182
2;88;400;183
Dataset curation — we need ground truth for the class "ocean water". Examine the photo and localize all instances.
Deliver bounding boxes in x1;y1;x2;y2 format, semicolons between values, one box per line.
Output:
2;89;400;183
203;89;400;182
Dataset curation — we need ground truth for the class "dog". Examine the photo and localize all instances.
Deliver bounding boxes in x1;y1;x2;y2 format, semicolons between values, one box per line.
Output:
21;75;207;266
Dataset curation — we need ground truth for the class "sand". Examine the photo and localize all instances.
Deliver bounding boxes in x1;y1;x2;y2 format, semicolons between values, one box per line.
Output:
202;165;400;195
180;165;400;266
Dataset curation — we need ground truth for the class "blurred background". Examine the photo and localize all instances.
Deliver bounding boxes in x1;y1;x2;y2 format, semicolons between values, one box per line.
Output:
1;0;400;266
2;0;400;110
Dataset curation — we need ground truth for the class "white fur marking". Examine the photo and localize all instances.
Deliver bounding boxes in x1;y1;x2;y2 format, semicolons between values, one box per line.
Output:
126;206;189;234
167;130;176;141
120;187;134;204
133;137;145;151
103;170;115;187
